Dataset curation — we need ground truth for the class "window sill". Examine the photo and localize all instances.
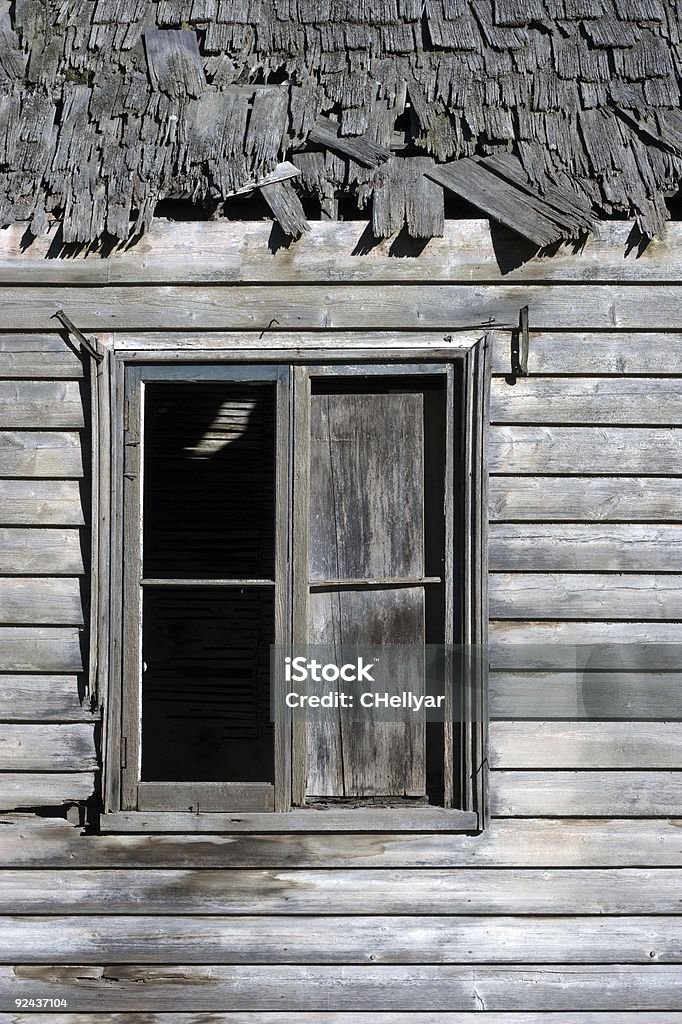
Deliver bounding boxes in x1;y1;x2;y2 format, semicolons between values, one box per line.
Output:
100;808;479;833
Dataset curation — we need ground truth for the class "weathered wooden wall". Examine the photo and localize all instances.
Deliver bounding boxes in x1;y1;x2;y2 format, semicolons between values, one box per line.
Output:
0;219;681;1021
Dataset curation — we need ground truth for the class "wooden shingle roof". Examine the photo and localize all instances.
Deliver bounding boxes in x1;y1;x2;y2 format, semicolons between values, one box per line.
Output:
2;0;682;244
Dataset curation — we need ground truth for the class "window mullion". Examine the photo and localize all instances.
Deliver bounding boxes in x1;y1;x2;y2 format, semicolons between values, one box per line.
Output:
290;364;311;807
120;367;144;811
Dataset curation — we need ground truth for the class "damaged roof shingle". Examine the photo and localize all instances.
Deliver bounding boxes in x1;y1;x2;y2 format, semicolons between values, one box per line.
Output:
2;0;682;244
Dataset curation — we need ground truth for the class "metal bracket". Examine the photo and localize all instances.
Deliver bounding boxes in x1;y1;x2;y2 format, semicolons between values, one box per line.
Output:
53;309;105;363
510;305;529;376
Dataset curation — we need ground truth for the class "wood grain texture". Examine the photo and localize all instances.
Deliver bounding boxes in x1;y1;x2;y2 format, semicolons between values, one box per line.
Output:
490;477;682;522
0;676;95;721
2;220;682;285
492;333;682;376
8;284;682;331
112;331;479;353
1;867;679;915
0;432;83;478
491;378;682;425
0;817;680;867
490;723;682;768
0;578;83;625
101;809;477;833
490;620;682;665
0;724;97;771
0;529;83;574
490;671;682;719
2;964;682;1011
0;381;84;428
0;482;84;526
491;771;682;816
489;525;682;571
0;348;83;379
0;628;83;672
0;773;93;809
1;915;680;964
2;1014;681;1024
489;427;682;475
489;573;682;620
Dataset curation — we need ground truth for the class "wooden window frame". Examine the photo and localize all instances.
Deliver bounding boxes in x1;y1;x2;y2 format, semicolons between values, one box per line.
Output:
100;338;490;833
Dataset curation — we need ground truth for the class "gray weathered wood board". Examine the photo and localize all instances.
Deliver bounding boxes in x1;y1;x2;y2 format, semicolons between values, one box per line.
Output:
489;573;682;620
308;588;426;798
0;773;94;809
1;1014;680;1024
490;525;682;571
0;481;84;526
490;619;682;656
0;628;83;672
491;378;682;425
0;529;83;574
0;816;680;867
492;332;682;376
490;476;682;522
0;432;83;478
0;381;84;428
490;671;682;719
490;723;682;768
0;724;97;771
1;914;681;963
1;867;679;915
489;427;682;475
4;221;682;284
491;771;682;816
0;348;83;379
0;676;95;721
9;285;682;331
309;392;424;580
0;578;84;625
307;391;426;799
1;964;682;1010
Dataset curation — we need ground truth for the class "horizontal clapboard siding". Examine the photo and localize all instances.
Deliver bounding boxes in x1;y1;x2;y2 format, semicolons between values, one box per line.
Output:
489;574;682;620
24;1012;657;1024
1;915;681;963
6;283;682;331
491;772;682;817
490;723;682;768
0;724;97;771
0;529;83;574
0;866;678;914
0;336;90;810
0;774;94;808
0;382;84;428
490;671;682;720
490;525;682;571
4;219;682;285
0;677;94;722
0;481;84;526
1;816;681;867
491;378;682;425
490;476;682;521
1;225;682;1021
490;426;682;475
3;964;682;1011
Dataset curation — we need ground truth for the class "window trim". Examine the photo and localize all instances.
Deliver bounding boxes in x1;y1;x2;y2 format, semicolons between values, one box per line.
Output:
100;337;491;833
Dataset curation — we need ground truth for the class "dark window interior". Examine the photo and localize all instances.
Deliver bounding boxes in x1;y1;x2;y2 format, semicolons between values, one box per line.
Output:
141;381;276;783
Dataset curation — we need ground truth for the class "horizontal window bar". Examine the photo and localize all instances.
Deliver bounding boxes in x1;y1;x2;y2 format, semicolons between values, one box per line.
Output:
309;577;442;588
141;578;276;587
